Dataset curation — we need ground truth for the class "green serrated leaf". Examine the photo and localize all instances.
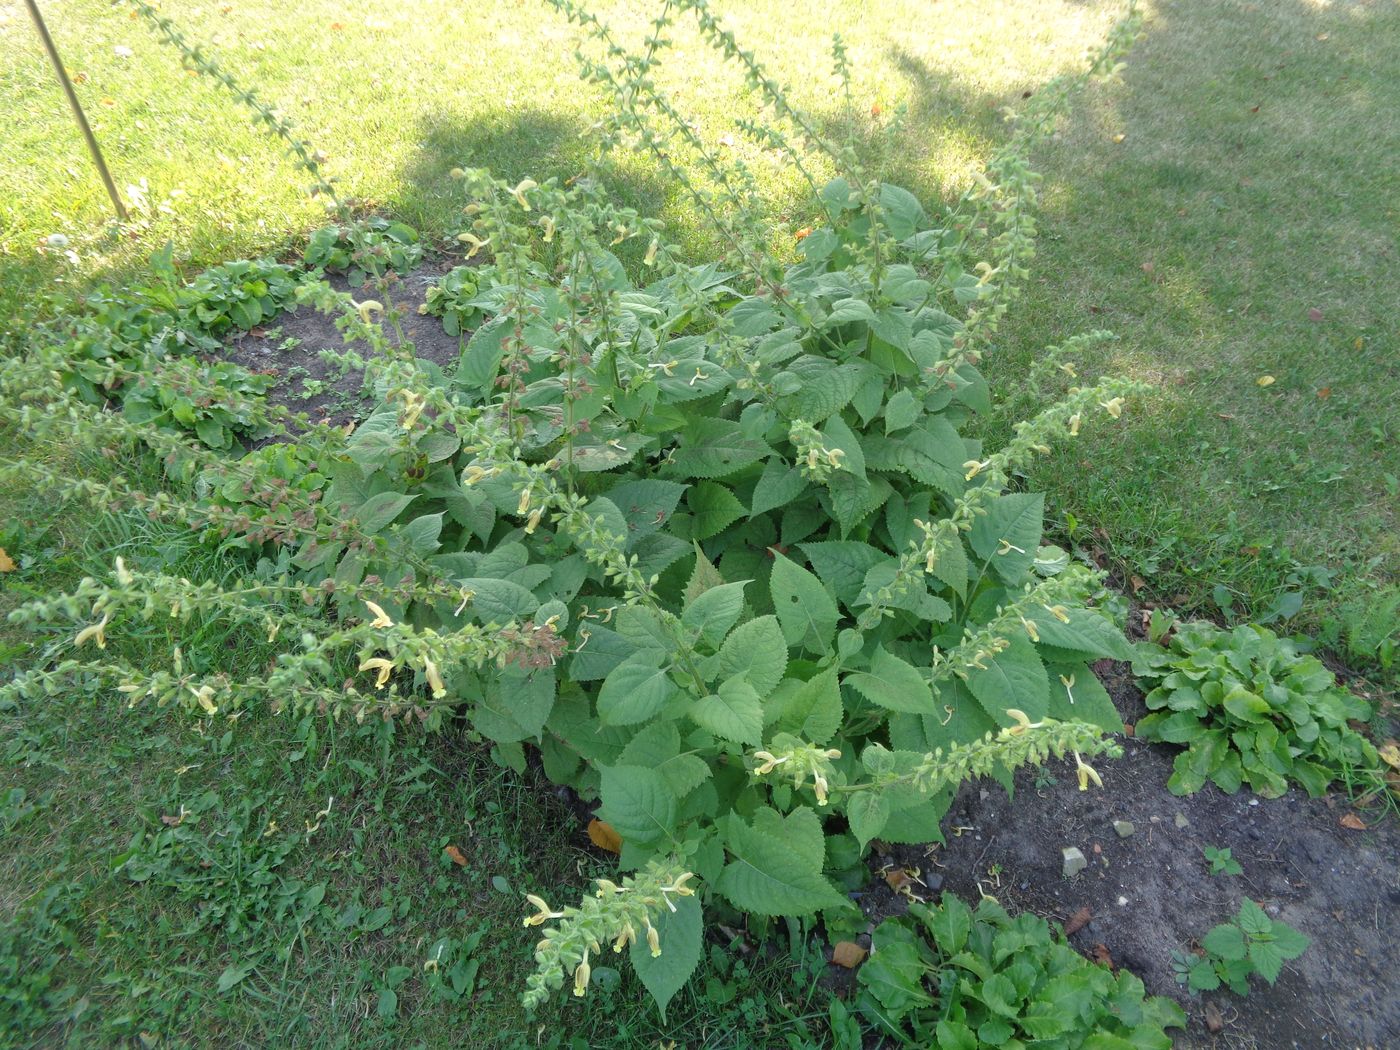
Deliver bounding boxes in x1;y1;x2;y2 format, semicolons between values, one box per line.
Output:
598;765;677;847
770;552;839;654
969;493;1045;584
965;634;1049;724
691;677;764;745
684;482;747;540
630;892;702;1019
717;807;845;916
847;792;890;850
682;580;750;648
770;670;843;745
716;616;787;696
883;389;920;433
597;655;678;726
845;647;932;714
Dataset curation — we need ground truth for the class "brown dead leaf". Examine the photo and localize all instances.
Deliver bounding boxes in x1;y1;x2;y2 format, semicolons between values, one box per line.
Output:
884;867;912;893
1129;575;1147;594
0;547;15;573
588;818;623;853
1205;1000;1225;1033
1316;387;1331;400
831;941;868;968
1140;261;1155;275
1377;741;1399;770
1123;723;1135;737
1307;307;1324;321
1064;907;1092;936
161;812;184;827
444;844;468;866
1340;813;1367;831
1091;943;1114;969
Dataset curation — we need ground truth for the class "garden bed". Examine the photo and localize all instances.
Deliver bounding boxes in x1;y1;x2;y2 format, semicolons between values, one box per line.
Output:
220;262;464;431
850;660;1398;1049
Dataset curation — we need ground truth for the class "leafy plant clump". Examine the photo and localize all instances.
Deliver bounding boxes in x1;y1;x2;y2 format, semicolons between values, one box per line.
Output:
856;893;1185;1047
420;263;496;336
179;257;303;334
5;0;1151;1018
1133;621;1379;798
1172;898;1309;996
303;217;423;286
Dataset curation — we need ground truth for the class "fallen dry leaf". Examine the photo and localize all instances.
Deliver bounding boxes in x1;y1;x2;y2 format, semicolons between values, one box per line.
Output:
1065;907;1092;936
160;812;184;827
1111;133;1126;143
1205;1000;1225;1033
1140;261;1155;275
1307;307;1323;321
0;547;15;573
444;844;468;866
1316;387;1331;400
884;867;913;893
1123;723;1135;737
1256;375;1275;387
1340;813;1367;831
1130;575;1147;594
831;941;868;968
1378;741;1400;770
1091;943;1114;969
794;227;812;241
588;818;622;853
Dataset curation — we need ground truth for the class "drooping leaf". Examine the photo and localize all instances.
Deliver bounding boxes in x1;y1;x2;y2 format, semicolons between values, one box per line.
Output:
630;892;702;1018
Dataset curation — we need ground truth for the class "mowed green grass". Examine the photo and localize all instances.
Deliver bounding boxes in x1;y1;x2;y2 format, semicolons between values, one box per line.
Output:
1;0;1398;1045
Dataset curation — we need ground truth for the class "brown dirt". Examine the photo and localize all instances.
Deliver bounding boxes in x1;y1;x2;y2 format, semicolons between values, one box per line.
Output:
846;661;1399;1049
220;261;467;430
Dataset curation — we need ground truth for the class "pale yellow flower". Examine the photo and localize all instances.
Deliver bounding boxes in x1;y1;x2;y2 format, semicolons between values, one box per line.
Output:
364;601;393;628
74;612;110;649
359;657;395;689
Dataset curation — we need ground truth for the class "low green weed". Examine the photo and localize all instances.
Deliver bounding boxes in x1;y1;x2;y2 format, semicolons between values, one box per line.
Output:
855;893;1185;1047
304;217;424;286
1202;845;1242;877
1133;621;1380;798
419;263;495;336
179;258;304;335
1172;899;1308;996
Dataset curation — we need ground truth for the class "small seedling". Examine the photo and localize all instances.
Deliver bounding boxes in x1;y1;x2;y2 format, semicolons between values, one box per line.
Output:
1173;898;1309;995
1203;845;1242;876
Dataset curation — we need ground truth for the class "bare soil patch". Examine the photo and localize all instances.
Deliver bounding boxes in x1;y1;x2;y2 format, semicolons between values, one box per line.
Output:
221;262;466;431
848;661;1398;1049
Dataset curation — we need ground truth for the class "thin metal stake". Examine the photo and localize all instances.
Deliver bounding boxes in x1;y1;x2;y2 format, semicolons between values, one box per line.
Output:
24;0;129;221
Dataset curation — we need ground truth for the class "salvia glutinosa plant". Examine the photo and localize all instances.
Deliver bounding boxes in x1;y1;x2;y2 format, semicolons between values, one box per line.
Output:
4;0;1144;1013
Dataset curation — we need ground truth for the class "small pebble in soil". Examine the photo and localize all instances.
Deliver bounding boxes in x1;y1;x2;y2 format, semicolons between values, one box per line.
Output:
1113;820;1135;838
1174;812;1190;829
1117;895;1129;906
1062;846;1088;878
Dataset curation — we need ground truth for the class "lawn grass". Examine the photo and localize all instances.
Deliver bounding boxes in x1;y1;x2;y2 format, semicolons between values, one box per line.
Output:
2;0;1398;1045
